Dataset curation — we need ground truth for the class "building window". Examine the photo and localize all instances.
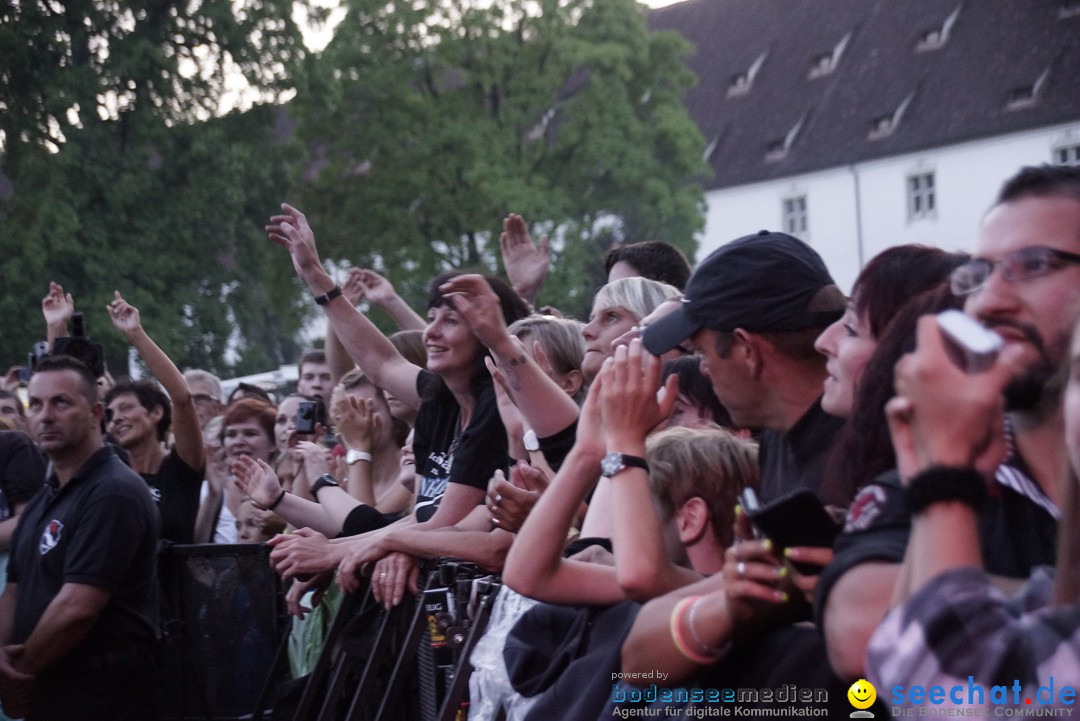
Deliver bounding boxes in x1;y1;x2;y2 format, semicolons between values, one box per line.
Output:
908;173;935;219
916;5;961;51
808;32;852;79
1005;66;1050;111
783;197;808;236
727;51;768;98
1054;143;1080;166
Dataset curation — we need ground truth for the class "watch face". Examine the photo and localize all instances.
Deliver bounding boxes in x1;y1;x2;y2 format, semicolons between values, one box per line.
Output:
600;452;623;477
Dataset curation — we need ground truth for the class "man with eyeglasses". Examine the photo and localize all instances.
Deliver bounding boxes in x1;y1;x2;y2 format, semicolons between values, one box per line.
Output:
819;164;1080;682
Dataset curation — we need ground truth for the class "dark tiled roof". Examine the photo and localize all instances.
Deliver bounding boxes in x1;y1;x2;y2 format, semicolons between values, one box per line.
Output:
648;0;1080;191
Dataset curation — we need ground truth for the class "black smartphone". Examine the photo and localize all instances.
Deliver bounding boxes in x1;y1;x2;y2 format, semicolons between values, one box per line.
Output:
744;489;840;574
294;401;318;434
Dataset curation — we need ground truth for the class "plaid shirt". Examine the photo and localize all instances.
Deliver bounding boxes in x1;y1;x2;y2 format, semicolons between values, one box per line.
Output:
866;566;1080;709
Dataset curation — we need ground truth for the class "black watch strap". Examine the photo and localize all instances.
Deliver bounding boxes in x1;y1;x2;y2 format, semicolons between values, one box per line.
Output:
904;466;988;515
600;452;650;478
311;473;340;498
314;285;343;306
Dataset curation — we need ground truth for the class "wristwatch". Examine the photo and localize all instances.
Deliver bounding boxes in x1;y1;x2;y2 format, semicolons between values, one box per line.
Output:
311;474;340;498
600;452;650;478
346;449;373;465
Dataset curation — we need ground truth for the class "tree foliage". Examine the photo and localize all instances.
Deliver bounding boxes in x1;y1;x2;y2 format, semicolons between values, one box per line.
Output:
0;0;311;376
294;0;708;319
0;0;708;378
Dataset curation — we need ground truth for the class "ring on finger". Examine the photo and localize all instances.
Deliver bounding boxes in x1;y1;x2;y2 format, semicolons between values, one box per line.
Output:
494;493;502;504
736;561;747;578
379;572;387;579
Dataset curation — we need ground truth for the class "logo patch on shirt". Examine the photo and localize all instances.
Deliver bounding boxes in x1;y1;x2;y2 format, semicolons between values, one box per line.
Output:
40;519;63;555
844;485;887;533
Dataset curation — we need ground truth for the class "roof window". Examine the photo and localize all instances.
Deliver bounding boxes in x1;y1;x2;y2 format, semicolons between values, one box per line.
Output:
916;5;961;51
765;115;805;162
868;92;915;140
727;51;768;98
1005;66;1050;111
808;32;851;79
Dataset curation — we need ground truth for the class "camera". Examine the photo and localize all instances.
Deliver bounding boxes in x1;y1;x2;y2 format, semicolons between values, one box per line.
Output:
50;312;106;378
294;401;319;434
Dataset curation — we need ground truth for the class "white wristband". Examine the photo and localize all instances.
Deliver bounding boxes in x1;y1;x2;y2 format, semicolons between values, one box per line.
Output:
346;449;373;465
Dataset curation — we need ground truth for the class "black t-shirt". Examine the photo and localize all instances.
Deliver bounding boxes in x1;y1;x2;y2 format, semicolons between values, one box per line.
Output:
9;445;160;659
411;371;508;522
0;431;47;520
757;397;844;503
815;460;1058;623
141;447;203;545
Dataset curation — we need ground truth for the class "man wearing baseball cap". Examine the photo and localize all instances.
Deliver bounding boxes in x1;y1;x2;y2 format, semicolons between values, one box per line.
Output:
643;229;845;503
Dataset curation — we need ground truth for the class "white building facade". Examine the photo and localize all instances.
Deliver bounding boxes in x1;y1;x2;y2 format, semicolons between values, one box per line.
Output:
701;121;1080;292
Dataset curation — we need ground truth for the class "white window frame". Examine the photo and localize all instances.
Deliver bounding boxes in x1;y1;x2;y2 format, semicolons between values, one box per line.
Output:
1053;143;1080;167
782;196;808;237
907;172;936;220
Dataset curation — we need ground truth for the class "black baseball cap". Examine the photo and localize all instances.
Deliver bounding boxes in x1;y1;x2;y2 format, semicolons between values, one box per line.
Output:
643;230;842;355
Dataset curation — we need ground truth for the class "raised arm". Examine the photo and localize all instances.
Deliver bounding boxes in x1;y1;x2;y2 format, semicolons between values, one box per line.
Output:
440;274;578;436
232;455;343;537
884;316;1017;600
348;268;426;332
499;214;550;306
107;291;204;473
41;282;74;350
267;204;421;409
502;377;625;606
600;341;699;600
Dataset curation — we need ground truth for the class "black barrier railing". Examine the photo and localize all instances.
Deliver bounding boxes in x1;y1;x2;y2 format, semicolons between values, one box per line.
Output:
158;543;289;721
282;559;501;721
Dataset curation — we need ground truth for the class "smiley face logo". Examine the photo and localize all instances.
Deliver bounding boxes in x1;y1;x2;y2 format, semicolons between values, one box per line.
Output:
848;678;877;712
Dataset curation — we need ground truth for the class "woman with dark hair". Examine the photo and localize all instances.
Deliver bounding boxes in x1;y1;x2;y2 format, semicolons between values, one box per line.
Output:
660;356;737;431
266;204;529;607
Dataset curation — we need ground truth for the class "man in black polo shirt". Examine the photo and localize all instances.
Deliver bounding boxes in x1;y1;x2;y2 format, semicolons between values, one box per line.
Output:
0;355;160;720
643;230;846;502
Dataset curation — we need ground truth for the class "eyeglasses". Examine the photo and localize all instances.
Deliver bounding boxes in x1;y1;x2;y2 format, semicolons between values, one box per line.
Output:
950;245;1080;296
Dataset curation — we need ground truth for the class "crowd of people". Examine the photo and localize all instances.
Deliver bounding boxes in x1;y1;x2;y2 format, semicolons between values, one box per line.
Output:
0;163;1077;720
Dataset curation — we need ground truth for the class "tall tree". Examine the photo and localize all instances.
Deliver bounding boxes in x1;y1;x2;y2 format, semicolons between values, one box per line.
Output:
294;0;709;318
0;0;312;376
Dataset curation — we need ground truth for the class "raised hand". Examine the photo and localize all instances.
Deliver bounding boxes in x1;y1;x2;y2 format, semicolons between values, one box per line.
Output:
500;214;550;304
106;290;142;337
265;203;324;282
42;281;74;329
438;274;511;351
599;339;678;450
333;393;379;452
231;455;284;509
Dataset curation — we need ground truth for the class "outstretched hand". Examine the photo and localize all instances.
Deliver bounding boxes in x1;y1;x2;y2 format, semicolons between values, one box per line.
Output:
346;268;399;307
334;393;380;451
42;281;74;328
231;455;284;509
500;214;550;304
266;203;324;281
106;291;143;336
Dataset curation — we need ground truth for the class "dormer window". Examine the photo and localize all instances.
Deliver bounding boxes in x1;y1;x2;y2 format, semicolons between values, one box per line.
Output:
868;92;915;140
765;115;805;162
1006;66;1050;111
808;32;851;79
727;51;768;98
916;5;961;51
